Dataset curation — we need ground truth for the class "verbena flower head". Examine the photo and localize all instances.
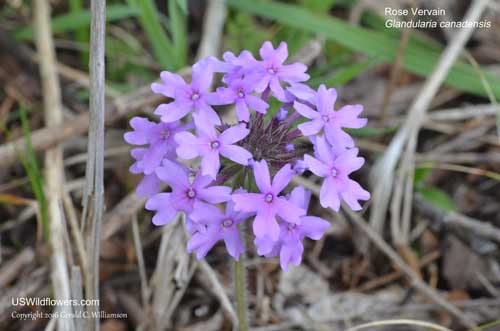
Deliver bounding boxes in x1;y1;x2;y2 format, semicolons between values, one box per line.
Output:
125;40;370;271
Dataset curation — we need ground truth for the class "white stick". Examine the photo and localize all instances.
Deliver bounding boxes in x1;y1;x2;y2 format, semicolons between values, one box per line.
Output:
81;1;106;330
33;1;74;330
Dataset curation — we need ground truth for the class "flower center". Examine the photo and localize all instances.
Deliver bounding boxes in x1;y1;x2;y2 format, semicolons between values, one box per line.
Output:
265;193;274;203
287;223;296;231
190;91;200;101
210;141;220;149
236;89;245;98
160;130;170;139
331;168;338;177
322;114;330;122
186;188;196;199
267;66;277;75
222;219;233;228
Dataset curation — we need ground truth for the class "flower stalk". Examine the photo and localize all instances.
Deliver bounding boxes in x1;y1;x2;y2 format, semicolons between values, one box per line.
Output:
233;223;249;331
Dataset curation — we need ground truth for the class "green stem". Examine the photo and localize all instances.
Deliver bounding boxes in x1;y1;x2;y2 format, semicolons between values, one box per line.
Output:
233;242;249;331
233;169;249;331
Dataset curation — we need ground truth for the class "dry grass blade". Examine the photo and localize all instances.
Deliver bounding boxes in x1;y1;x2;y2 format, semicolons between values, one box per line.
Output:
150;216;193;330
132;215;150;306
196;0;227;61
33;0;74;330
71;266;85;331
0;247;34;287
426;104;500;121
342;319;454;331
81;1;106;330
198;260;238;328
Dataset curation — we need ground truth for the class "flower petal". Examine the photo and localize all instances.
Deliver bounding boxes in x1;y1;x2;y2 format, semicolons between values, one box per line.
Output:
314;135;334;165
136;173;161;198
275;197;304;224
334;104;367;128
334;148;364;175
151;71;185;97
198;185;232;204
191;60;213;91
271;163;294;194
293;101;319;120
193;112;218;140
270;77;286;101
279;62;309;82
235;99;250;122
155;160;189;190
341;179;370;211
298;118;323;136
175;131;201;159
279;242;303;271
324;124;355;148
232;193;262;212
299;216;330;240
245;95;269;114
189;200;224;224
223;227;245;260
219;124;249;145
220;145;252;166
137;142;169;175
145;193;178;225
316;84;336;113
254;236;277;256
201;150;220;179
319;177;341;211
195;102;221;125
157;102;191;123
304;155;329;177
253;206;279;240
253;160;272;193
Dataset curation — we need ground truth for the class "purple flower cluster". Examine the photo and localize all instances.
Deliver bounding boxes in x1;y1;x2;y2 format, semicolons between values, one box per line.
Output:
125;41;370;270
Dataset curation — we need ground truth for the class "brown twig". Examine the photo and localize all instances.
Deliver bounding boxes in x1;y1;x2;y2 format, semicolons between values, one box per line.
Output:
415;195;500;244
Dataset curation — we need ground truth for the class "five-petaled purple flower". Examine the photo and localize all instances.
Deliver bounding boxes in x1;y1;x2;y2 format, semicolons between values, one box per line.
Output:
175;113;252;179
187;196;251;260
146;160;231;225
295;84;367;148
232;160;305;241
125;117;191;174
213;77;269;122
254;41;309;101
126;40;370;271
153;60;223;125
254;186;330;270
304;135;370;211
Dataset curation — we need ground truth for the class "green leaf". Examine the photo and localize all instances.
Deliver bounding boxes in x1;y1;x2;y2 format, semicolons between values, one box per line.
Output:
345;125;398;137
14;5;140;40
309;57;379;87
127;0;178;70
19;108;49;241
176;0;188;15
302;0;336;12
413;167;432;187
68;0;89;65
226;0;500;99
169;0;187;67
226;12;272;54
418;186;457;212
